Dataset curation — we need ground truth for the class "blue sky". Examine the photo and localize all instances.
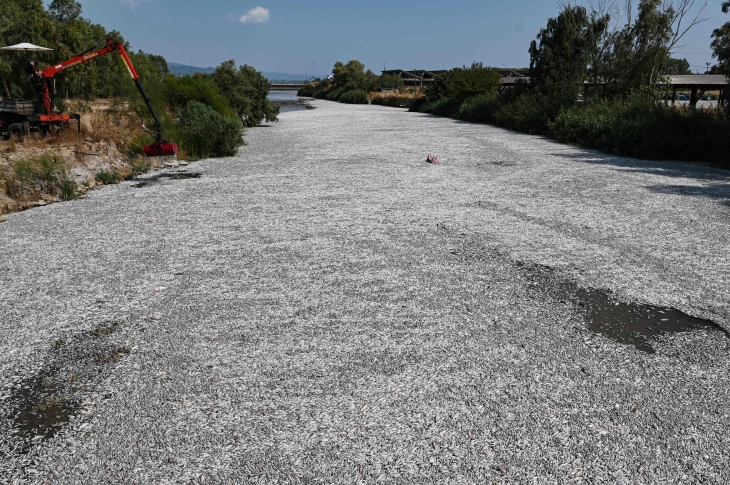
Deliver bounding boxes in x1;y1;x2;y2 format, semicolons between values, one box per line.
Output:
66;0;728;75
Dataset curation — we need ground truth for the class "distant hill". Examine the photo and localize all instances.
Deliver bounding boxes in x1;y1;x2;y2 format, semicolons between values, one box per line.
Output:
168;62;216;76
168;62;308;81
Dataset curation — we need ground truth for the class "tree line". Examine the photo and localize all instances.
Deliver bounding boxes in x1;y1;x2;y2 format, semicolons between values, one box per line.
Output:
298;60;404;103
407;0;729;164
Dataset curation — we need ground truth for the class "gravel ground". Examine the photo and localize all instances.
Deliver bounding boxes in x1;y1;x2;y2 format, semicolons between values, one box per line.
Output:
1;100;729;484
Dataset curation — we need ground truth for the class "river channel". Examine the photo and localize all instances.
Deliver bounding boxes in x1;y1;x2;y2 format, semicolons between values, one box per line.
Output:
268;91;313;113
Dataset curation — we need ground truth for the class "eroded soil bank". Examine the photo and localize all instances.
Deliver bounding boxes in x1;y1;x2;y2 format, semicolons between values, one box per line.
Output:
0;100;177;216
1;100;729;484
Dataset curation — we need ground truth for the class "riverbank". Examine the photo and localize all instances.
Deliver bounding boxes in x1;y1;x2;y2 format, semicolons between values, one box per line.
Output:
0;105;189;217
1;100;728;483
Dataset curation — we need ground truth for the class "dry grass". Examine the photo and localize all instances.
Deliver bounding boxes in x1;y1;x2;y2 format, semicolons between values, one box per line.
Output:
369;91;425;108
0;111;144;156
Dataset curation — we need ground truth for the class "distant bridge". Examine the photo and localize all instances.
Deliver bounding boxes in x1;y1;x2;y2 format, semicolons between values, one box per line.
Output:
270;83;307;91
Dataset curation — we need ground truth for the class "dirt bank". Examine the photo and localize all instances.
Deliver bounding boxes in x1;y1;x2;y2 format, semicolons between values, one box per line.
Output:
0;100;175;215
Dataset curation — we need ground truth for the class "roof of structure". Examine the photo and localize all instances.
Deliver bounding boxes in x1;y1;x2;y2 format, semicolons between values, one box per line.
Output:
665;75;728;86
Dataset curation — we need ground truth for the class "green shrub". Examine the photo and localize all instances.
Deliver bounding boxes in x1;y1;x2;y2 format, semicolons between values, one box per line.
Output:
420;97;460;117
95;170;122;184
178;101;244;159
408;97;428;112
163;75;236;119
339;89;369;104
493;91;567;134
59;178;77;201
325;87;346;101
454;94;504;123
297;84;316;97
425;63;501;103
549;96;730;162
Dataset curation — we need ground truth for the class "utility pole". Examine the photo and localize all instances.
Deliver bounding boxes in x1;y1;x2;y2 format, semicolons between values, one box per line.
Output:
313;60;315;81
706;62;711;74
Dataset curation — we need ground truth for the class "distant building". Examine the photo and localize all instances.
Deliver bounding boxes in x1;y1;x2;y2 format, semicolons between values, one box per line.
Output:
381;69;447;87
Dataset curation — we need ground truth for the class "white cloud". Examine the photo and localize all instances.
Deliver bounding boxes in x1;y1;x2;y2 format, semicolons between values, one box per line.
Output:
238;6;270;26
117;0;152;9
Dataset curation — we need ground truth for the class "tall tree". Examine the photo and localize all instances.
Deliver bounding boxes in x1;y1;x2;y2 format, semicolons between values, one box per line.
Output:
711;2;730;75
212;60;278;125
529;5;609;98
663;57;692;74
49;0;82;23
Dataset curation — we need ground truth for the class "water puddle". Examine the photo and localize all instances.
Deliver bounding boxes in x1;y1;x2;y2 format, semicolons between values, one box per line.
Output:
1;321;131;454
9;372;80;452
131;171;202;187
157;172;202;180
567;285;724;353
516;261;726;353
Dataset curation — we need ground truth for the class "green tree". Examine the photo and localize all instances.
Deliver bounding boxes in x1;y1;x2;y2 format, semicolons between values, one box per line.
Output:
598;0;707;94
332;60;367;90
163;73;234;119
711;2;730;75
212;60;278;126
425;62;500;102
663;57;691;75
0;0;56;98
528;5;609;99
48;0;82;23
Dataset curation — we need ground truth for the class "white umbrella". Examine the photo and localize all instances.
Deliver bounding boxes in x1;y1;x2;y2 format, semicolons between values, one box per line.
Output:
0;43;53;52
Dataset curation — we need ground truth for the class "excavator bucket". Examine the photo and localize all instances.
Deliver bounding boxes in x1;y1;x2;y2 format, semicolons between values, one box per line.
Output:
144;141;179;158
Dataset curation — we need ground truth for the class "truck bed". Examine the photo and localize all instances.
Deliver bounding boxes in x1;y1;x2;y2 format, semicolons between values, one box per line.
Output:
0;99;36;116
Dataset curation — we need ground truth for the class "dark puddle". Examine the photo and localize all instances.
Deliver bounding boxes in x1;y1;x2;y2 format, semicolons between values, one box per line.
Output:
9;372;80;453
567;284;725;353
131;171;201;188
157;172;202;180
2;321;131;454
517;261;727;353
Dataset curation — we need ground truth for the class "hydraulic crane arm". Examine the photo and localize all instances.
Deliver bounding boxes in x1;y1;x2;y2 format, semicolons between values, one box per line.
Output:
40;38;164;141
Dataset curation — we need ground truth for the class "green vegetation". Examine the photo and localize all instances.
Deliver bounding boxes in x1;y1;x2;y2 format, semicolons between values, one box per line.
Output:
712;2;730;76
0;0;279;159
95;169;122;185
548;96;730;161
297;59;400;102
339;89;369;104
178;101;244;159
410;0;729;165
0;152;77;200
425;62;501;103
213;61;279;125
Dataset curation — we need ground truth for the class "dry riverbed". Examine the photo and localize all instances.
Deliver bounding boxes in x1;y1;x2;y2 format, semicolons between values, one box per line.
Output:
0;100;729;483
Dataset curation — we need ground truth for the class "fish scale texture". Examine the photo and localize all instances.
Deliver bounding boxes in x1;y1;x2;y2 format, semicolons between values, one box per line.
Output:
0;100;729;484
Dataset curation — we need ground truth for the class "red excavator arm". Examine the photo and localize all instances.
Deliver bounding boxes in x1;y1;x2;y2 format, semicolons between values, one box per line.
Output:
39;38;177;157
